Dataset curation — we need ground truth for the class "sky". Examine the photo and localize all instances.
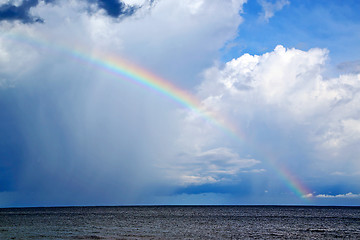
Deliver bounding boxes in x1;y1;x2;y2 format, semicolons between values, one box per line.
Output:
0;0;359;207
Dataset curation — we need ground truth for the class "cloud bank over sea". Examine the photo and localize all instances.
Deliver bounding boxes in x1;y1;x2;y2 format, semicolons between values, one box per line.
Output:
0;0;359;207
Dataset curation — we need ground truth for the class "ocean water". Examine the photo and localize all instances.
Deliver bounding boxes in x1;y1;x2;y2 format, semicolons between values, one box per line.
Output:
1;206;359;239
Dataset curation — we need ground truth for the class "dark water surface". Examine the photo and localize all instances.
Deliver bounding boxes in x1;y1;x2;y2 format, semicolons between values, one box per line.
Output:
0;206;359;239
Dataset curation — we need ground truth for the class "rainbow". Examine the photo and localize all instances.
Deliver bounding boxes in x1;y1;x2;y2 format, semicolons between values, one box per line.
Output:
2;31;312;199
74;52;243;141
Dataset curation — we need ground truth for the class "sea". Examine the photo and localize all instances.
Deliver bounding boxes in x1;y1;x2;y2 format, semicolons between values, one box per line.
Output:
0;205;359;239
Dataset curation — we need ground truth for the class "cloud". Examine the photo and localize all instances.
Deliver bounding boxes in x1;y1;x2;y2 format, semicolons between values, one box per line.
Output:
163;147;261;185
0;0;154;23
316;192;360;198
95;0;136;17
0;0;45;23
0;0;247;206
89;0;157;18
2;0;358;206
258;0;289;22
180;45;360;194
337;60;360;74
331;171;360;176
302;193;314;198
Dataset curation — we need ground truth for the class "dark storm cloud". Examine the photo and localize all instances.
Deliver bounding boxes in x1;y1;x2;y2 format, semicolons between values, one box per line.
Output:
90;0;158;18
0;0;155;24
0;0;48;23
96;0;137;18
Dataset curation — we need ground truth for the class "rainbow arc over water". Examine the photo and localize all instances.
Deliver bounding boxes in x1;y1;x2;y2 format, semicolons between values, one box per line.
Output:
3;32;312;199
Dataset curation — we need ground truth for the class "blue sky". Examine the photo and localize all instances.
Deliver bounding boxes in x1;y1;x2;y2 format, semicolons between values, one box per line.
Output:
0;0;360;207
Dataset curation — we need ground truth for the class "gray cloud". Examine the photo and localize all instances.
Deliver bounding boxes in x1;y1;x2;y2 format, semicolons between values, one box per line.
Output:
0;0;47;23
258;0;290;22
337;60;360;74
0;0;247;207
86;0;145;18
166;147;261;185
0;0;154;24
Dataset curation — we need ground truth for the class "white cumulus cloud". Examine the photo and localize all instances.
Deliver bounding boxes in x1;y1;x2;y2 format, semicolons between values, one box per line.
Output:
181;45;360;186
316;192;360;198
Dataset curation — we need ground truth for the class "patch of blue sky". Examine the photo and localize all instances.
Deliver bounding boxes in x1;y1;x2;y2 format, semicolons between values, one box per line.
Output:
222;0;360;67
